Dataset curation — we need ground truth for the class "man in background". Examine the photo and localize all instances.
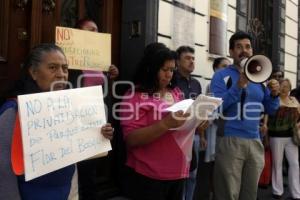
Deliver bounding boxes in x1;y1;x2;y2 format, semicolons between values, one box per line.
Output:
174;45;202;200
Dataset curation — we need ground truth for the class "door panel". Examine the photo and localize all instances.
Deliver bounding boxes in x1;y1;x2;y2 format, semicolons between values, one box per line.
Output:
0;0;31;103
0;0;121;103
0;0;121;197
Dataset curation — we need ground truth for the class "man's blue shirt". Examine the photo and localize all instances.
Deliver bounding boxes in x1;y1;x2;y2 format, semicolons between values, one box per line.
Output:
210;65;279;139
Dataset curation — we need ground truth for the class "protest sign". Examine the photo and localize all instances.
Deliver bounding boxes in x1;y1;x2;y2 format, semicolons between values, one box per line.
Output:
56;26;111;71
17;86;111;181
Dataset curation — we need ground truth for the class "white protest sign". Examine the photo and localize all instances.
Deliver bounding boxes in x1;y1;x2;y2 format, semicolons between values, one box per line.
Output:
17;86;111;181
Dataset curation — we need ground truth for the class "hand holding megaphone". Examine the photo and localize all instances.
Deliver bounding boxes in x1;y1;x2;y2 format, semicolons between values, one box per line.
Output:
267;79;280;97
239;55;273;83
237;72;249;88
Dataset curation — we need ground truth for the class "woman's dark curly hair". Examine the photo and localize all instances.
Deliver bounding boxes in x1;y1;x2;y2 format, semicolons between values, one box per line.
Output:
133;43;177;94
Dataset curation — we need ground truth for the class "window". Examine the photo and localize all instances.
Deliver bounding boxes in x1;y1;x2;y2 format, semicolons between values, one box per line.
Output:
60;0;103;30
239;0;248;15
236;0;249;32
280;36;285;50
237;15;247;31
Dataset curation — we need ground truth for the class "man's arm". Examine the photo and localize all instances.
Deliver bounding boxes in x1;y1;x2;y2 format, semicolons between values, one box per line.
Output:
210;72;243;111
263;79;280;115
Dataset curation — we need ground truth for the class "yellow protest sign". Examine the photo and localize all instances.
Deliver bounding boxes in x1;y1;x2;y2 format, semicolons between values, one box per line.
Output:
56;26;111;71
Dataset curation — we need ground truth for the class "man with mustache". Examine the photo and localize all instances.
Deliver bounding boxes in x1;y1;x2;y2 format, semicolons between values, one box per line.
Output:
174;46;202;200
210;31;280;200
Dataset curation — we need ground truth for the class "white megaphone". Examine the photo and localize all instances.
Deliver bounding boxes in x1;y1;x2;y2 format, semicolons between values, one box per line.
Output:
240;55;272;83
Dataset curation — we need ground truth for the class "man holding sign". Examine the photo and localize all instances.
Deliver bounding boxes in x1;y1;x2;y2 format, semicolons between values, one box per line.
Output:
0;44;113;200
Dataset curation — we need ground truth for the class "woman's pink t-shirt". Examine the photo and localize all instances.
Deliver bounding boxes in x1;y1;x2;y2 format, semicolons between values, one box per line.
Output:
120;88;191;180
82;70;105;87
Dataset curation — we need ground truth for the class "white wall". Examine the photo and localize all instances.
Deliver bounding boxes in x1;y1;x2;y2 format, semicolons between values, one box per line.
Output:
194;0;210;79
158;0;236;92
158;0;173;47
158;0;300;88
284;0;299;88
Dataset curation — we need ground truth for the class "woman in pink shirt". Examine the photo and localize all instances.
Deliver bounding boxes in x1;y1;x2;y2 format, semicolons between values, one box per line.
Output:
120;44;198;200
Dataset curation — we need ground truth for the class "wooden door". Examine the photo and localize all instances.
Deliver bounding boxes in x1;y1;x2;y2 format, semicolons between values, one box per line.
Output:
0;0;31;103
0;0;121;105
0;1;121;196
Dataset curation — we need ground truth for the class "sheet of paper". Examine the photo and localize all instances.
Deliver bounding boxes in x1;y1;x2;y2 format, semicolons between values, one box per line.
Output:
165;94;223;131
165;99;194;113
18;86;111;181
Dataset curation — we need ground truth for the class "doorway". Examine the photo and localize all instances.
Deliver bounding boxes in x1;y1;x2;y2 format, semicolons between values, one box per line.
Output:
0;0;120;104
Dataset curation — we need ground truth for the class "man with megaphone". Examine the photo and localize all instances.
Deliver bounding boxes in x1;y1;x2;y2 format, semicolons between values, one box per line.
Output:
210;31;280;200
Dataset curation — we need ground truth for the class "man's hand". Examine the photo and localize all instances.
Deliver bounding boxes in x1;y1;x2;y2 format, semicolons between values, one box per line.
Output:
108;65;119;80
237;72;249;88
101;123;114;140
200;136;207;150
268;79;280;97
197;120;209;133
260;124;268;136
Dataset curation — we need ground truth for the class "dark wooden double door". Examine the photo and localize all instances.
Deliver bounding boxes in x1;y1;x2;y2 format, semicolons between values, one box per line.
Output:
0;0;122;198
0;0;121;102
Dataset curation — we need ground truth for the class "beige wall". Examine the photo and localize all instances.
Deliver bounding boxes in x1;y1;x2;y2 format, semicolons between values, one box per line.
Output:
158;0;236;91
158;0;300;88
284;0;299;89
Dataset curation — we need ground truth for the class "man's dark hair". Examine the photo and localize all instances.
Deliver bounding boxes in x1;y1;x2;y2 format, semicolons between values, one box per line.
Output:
229;31;252;50
270;69;284;80
176;46;194;58
271;69;283;75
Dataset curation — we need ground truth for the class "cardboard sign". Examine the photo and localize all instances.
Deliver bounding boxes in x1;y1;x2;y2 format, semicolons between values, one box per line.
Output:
56;26;111;71
17;86;111;181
